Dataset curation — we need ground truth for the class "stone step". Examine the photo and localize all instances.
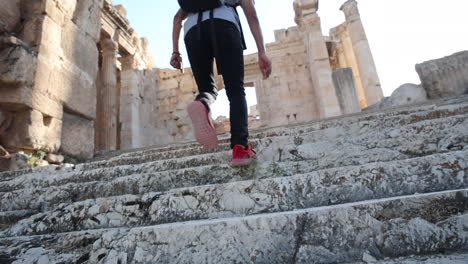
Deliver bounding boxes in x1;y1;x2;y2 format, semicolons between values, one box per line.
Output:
78;100;468;171
115;96;468;158
360;252;468;264
2;150;466;237
0;119;466;213
0;210;36;231
0;97;466;181
1;140;466;213
1;111;466;196
1;189;467;263
0;147;464;211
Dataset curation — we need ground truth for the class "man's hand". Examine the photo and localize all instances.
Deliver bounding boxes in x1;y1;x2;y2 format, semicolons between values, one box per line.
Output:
171;9;187;73
258;53;272;79
241;0;271;79
170;53;184;73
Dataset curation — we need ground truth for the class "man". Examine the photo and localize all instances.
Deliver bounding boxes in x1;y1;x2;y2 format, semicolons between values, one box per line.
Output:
171;0;272;166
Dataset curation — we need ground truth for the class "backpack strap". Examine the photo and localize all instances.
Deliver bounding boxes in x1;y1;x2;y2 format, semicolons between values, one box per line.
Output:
209;9;222;74
231;6;247;50
197;12;203;41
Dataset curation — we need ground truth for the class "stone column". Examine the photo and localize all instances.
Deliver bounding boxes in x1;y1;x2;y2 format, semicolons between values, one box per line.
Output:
330;24;367;108
294;0;342;119
119;54;140;150
96;38;118;151
340;0;383;106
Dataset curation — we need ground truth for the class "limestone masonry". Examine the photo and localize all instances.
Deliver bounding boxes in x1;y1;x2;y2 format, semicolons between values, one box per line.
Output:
1;0;466;163
0;0;387;161
0;93;467;263
0;1;468;262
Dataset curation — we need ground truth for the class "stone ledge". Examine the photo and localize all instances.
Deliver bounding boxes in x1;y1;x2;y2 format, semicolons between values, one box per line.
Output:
2;189;466;263
2;149;467;237
0;103;466;191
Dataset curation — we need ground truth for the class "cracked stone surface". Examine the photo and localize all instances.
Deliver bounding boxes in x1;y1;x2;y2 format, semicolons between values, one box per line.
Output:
2;190;466;264
0;96;467;263
2;150;467;237
362;252;468;263
0;103;466;214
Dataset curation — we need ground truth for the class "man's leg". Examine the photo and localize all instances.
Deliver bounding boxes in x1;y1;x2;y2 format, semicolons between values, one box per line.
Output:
184;26;218;109
214;20;249;149
184;25;219;149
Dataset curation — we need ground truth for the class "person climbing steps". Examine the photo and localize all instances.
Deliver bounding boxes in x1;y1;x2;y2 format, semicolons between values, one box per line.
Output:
171;0;272;166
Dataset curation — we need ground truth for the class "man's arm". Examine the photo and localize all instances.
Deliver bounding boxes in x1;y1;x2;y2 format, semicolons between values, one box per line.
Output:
240;0;272;79
171;9;188;72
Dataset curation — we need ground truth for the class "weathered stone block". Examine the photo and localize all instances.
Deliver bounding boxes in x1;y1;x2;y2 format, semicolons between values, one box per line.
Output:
0;46;37;88
33;54;97;119
366;83;428;111
72;0;103;42
0;0;21;33
45;153;64;164
36;15;63;60
60;21;99;77
390;83;428;105
8;153;29;171
332;68;361;114
119;69;159;150
416;51;468;99
0;109;61;152
43;0;77;26
19;14;45;48
0;109;13;137
60;112;94;159
0;86;63;120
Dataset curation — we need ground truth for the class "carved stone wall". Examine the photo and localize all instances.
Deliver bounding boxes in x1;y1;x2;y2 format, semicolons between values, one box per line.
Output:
97;0;158;151
119;68;159;149
109;0;384;148
0;0;103;157
246;27;324;127
0;0;385;160
0;0;159;159
155;69;198;145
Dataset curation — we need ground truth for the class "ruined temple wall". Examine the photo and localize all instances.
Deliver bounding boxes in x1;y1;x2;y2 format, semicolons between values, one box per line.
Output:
42;0;102;158
0;0;103;157
98;0;160;151
154;69;198;146
0;0;385;157
252;27;321;127
1;0;52;152
157;24;323;142
152;0;350;141
119;68;159;150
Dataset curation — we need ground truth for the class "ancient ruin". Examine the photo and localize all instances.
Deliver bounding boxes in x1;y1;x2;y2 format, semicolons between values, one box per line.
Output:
0;0;156;163
416;51;468;99
1;0;468;262
0;0;387;163
1;92;467;263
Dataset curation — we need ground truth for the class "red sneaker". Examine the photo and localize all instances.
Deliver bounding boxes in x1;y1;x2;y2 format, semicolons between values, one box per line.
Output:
231;145;257;167
187;100;218;149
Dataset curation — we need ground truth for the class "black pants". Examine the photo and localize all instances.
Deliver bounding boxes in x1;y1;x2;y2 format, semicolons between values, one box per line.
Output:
185;19;248;148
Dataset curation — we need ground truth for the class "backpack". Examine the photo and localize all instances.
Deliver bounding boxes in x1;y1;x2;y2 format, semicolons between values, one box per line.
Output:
178;0;247;74
177;0;246;51
178;0;242;13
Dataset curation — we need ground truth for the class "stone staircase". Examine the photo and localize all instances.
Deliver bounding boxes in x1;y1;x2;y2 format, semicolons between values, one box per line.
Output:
0;96;467;263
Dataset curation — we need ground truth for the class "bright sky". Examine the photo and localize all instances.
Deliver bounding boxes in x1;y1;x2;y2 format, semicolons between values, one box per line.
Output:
112;0;468;118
